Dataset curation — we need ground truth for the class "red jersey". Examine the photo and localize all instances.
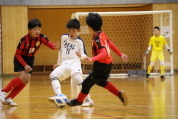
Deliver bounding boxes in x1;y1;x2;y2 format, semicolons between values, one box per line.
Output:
91;31;122;64
15;34;56;66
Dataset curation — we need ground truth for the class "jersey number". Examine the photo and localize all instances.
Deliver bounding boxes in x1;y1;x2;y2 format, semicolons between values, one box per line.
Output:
29;48;35;53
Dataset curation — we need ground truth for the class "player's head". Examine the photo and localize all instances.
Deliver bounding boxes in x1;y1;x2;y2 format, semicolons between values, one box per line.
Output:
153;26;160;37
86;12;102;33
28;19;41;38
66;18;80;39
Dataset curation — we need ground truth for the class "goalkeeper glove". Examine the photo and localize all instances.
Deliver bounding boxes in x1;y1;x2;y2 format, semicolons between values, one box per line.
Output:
168;49;172;54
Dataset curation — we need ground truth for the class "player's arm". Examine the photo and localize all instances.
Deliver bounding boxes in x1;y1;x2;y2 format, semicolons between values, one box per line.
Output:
107;40;127;61
53;37;63;69
15;39;27;66
41;34;59;49
145;37;152;55
77;40;87;59
15;39;32;72
145;46;152;55
163;37;172;54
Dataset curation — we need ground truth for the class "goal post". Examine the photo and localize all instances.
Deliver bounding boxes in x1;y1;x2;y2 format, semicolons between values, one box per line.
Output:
71;10;173;75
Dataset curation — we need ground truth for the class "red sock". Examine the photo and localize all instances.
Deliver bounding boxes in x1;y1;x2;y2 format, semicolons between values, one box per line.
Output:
6;83;26;99
76;92;88;103
105;81;119;97
2;77;23;93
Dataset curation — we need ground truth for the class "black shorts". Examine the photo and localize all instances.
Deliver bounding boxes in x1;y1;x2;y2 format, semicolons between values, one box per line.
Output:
14;56;35;74
90;61;112;80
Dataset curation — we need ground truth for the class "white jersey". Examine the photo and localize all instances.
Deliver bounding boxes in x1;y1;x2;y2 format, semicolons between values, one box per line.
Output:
57;34;87;66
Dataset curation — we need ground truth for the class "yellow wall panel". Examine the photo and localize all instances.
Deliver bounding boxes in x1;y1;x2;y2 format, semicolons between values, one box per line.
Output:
2;6;28;74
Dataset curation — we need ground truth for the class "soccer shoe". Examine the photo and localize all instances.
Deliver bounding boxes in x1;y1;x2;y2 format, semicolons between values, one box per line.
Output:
0;89;6;104
146;74;150;78
48;96;55;103
81;99;94;107
66;99;82;106
118;91;128;107
5;98;18;107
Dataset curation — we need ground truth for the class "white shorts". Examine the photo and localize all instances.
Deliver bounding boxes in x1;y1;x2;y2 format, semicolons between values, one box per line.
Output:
51;62;82;81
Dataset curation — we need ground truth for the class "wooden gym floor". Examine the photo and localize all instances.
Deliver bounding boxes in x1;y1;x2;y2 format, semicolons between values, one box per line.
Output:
0;74;178;119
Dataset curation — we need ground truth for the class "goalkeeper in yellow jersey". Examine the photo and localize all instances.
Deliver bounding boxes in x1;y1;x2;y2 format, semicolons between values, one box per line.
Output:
145;26;172;79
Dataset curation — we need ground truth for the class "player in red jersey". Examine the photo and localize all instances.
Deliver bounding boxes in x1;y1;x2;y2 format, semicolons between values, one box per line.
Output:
66;13;129;107
0;19;59;106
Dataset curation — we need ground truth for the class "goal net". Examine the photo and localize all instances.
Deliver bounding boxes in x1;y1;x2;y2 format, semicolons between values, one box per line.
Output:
71;11;173;76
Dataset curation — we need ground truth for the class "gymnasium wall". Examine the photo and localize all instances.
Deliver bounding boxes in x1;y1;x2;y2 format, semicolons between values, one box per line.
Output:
1;3;178;74
1;6;28;74
28;4;153;66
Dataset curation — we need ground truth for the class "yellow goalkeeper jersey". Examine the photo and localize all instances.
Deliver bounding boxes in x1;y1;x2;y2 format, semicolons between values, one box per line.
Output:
149;35;167;50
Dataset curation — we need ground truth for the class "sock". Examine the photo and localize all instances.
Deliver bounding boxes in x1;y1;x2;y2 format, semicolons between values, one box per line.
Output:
105;81;119;97
77;92;88;103
2;77;23;93
78;85;91;100
51;80;62;95
147;65;153;74
160;66;165;75
6;83;26;99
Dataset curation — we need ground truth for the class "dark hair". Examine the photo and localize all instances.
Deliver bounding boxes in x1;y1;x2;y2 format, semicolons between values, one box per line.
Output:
28;19;42;29
86;12;102;31
154;26;160;31
66;18;80;29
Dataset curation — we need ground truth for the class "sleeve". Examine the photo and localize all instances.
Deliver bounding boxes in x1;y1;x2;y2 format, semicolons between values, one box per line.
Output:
57;36;63;65
107;40;122;57
163;37;167;45
40;34;56;49
148;37;152;46
79;40;87;59
91;48;108;61
15;39;27;66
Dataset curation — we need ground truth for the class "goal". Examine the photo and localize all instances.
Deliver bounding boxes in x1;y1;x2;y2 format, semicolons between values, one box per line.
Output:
71;11;173;76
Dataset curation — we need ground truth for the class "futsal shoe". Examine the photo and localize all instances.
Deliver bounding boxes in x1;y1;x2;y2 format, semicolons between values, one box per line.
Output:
146;74;150;78
66;99;82;106
48;96;55;103
82;99;94;107
118;91;128;107
5;98;18;107
160;75;166;81
0;90;6;104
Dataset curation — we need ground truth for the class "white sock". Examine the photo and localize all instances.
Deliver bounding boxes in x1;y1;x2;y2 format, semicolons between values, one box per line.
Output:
51;80;62;95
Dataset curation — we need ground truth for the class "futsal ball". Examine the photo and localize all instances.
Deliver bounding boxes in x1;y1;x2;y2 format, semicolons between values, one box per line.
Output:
54;94;68;107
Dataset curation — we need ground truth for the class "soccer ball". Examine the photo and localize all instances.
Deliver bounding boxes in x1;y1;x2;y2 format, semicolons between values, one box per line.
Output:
54;94;68;107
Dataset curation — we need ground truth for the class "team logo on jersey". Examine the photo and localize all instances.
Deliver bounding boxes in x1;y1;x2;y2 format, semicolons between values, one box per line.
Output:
36;41;40;46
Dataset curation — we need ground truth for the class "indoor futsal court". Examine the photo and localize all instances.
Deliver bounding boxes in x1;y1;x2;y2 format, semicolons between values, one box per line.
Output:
0;1;178;119
0;74;178;119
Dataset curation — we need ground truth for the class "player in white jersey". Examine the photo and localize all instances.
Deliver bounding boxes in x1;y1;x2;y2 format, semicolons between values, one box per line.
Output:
48;19;94;106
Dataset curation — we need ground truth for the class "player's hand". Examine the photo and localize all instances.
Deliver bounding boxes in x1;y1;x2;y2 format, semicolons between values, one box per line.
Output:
53;64;59;69
121;54;127;61
168;49;172;54
24;65;32;72
54;41;60;49
75;51;81;58
84;57;92;62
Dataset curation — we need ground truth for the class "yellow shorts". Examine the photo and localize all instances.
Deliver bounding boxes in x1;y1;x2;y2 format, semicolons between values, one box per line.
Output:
150;50;164;61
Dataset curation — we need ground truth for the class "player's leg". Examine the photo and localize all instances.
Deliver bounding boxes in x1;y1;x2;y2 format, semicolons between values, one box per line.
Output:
71;72;94;106
66;74;98;106
146;51;157;78
48;66;69;102
0;56;34;106
0;71;30;106
158;51;165;79
96;80;128;107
